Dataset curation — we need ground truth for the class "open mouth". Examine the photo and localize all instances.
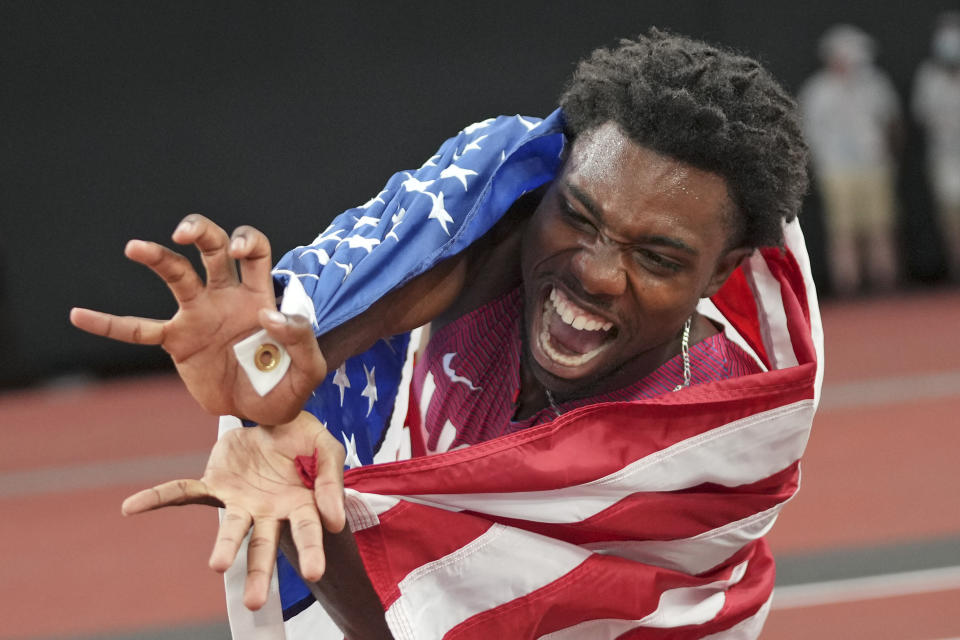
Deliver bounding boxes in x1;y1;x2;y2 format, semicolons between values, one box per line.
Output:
537;287;617;368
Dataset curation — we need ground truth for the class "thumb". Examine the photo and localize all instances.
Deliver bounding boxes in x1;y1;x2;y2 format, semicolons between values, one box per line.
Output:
122;479;223;515
258;309;328;387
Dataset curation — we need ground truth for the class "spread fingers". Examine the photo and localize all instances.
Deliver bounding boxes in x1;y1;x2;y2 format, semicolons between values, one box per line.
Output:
288;502;326;581
124;239;204;304
243;518;281;610
171;214;239;289
69;308;165;345
230;225;274;295
209;506;254;573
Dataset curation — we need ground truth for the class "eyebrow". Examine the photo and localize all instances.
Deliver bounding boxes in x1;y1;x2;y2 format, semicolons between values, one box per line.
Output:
562;180;699;256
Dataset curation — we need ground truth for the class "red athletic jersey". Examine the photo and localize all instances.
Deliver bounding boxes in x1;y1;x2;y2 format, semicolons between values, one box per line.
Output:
411;287;763;452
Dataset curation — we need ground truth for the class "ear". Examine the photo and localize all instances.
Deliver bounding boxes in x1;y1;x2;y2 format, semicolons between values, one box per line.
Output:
701;247;754;298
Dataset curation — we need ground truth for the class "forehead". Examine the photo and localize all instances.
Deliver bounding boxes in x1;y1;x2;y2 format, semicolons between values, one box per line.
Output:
562;123;734;238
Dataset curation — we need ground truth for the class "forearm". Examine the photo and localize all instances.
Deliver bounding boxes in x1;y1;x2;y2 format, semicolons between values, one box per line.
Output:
279;525;393;640
313;248;470;374
312;196;532;372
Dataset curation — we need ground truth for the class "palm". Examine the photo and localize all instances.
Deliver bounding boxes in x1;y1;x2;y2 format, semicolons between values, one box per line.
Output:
204;424;319;514
162;284;275;416
122;412;346;610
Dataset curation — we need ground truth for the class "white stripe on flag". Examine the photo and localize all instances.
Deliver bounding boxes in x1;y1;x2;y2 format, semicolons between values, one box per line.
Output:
384;524;590;640
743;256;798;370
582;503;781;575
374;327;422;464
538;560;750;639
218;415;288;640
402;400;814;523
418;371;437;451
283;601;344;640
419;370;437;422
344;488;400;531
700;593;772;640
783;219;824;406
436;419;458;453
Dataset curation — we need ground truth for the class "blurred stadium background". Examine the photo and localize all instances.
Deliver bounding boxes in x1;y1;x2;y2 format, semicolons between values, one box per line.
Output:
2;2;958;638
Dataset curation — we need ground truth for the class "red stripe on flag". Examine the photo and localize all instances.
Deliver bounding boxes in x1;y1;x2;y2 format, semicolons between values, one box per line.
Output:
441;541;773;639
712;267;770;369
371;501;495;598
763;247;817;366
473;462;799;545
345;369;813;497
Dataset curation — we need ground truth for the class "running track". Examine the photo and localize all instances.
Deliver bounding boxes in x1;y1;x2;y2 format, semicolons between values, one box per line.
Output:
2;290;959;639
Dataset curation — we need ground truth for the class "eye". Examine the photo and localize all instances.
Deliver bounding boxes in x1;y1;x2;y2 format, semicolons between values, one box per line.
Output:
634;249;682;274
560;199;596;232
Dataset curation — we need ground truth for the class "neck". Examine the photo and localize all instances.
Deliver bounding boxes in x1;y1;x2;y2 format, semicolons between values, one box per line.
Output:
514;312;715;417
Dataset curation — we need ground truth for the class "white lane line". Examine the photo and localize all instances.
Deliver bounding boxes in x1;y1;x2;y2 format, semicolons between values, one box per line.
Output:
820;369;960;410
0;451;209;498
772;566;960;610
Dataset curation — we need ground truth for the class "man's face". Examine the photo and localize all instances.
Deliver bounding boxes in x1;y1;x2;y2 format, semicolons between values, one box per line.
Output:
520;122;747;397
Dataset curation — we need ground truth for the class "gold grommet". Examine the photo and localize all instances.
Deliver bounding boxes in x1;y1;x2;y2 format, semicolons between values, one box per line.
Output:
255;343;281;372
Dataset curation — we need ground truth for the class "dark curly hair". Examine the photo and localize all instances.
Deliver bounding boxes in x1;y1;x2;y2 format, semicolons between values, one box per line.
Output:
560;29;809;248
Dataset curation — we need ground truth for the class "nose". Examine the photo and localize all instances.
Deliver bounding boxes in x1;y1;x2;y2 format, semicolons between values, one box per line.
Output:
571;241;627;298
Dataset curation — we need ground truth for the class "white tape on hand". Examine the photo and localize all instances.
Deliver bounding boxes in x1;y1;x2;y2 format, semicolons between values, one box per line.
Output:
233;329;291;397
232;274;318;397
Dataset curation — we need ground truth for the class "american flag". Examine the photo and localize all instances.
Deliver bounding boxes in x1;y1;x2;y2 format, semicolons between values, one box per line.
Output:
221;112;823;639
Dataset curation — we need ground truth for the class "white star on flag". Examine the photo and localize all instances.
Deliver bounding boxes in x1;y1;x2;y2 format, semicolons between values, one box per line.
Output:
401;172;435;193
334;261;353;281
425;191;454;234
463;118;495;135
439;164;478;191
298;247;331;265
386;208;405;242
308;228;344;246
352;215;380;229
515;114;538;130
341;431;363;469
361;363;377;417
460;134;488;155
358;189;388;209
420;154;440;168
271;268;319;282
332;363;350;406
338;235;381;253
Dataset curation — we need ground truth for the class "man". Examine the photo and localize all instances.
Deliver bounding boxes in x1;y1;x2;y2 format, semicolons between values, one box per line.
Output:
72;30;818;639
799;24;902;295
913;12;960;280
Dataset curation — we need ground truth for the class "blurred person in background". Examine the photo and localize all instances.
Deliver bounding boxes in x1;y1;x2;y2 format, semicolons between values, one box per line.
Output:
800;24;903;296
913;11;960;281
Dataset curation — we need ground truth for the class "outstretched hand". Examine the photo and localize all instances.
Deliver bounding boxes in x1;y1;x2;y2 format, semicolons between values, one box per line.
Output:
121;412;346;611
69;214;327;424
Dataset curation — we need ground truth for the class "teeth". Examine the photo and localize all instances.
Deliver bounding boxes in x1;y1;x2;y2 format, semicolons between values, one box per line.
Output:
537;287;616;368
539;317;607;367
548;287;613;332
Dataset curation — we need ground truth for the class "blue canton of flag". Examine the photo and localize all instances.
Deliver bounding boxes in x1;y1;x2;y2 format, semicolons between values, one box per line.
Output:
270;111;566;617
